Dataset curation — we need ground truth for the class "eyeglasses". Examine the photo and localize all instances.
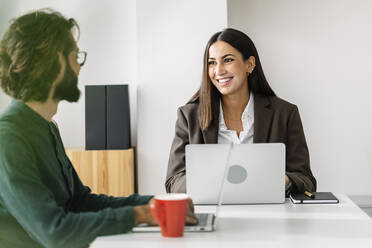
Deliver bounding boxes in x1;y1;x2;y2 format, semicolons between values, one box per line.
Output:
77;51;87;66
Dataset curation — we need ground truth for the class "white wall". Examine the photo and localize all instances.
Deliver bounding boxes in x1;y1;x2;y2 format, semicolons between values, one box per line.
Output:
0;0;138;148
0;0;227;196
136;0;227;194
228;0;372;195
3;0;369;196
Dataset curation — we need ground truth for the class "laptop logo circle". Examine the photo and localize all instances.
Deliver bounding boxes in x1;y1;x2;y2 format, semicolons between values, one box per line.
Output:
227;165;247;184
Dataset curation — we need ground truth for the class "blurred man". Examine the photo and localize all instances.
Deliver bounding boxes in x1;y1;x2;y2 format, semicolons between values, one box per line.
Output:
0;9;196;248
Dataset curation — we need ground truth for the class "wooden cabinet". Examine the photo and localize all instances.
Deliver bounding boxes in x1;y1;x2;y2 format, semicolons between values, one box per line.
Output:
65;148;134;197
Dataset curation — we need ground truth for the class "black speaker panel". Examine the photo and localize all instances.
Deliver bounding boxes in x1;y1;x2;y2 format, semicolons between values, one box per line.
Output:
85;85;106;150
106;85;131;149
85;84;131;150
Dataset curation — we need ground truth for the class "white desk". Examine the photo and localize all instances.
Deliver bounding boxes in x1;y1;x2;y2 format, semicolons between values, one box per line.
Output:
91;194;372;248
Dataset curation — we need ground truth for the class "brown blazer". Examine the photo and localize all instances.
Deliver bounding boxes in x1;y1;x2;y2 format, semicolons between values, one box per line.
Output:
165;93;316;194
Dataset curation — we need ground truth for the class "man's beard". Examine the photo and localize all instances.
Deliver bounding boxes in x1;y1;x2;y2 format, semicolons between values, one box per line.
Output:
53;60;80;102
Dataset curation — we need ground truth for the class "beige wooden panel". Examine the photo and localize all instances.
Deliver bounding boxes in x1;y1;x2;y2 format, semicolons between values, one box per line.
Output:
65;149;134;197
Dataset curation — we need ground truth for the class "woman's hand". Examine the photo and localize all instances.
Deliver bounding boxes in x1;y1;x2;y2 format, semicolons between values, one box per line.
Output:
285;175;290;187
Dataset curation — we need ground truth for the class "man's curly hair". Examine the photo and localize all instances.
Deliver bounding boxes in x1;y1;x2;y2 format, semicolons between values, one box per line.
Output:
0;9;79;102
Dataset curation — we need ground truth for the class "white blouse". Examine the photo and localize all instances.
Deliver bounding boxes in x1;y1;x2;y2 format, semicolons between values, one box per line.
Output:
218;93;254;144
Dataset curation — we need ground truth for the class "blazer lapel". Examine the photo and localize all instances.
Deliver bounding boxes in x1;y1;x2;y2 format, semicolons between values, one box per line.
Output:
254;94;273;143
200;94;273;144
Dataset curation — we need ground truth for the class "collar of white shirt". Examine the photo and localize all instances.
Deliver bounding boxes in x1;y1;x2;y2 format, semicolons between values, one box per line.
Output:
218;93;255;144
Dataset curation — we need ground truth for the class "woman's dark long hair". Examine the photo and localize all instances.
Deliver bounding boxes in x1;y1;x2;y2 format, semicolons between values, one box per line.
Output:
192;28;276;130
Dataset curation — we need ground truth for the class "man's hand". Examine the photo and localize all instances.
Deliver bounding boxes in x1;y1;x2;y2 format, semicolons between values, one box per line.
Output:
133;198;198;226
133;200;157;226
186;198;198;225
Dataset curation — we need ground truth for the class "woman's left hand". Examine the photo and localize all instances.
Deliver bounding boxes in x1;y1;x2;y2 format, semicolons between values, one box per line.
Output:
285;175;290;187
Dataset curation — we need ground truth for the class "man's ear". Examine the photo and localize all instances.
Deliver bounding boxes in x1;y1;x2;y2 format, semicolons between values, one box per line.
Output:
47;52;66;100
56;52;66;81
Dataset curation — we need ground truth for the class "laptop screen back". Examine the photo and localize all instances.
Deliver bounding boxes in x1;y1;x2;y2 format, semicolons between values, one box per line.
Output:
186;143;285;205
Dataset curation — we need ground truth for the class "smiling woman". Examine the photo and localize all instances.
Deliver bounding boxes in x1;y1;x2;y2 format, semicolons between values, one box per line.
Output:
165;28;317;196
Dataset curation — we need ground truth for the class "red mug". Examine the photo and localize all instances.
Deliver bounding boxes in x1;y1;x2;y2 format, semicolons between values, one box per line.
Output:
150;193;189;237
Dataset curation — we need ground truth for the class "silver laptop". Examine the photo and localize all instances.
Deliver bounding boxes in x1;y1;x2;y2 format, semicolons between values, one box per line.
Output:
132;144;233;233
131;208;217;232
186;143;285;205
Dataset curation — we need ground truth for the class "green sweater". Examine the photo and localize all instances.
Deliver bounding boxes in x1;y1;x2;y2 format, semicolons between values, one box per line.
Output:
0;100;152;248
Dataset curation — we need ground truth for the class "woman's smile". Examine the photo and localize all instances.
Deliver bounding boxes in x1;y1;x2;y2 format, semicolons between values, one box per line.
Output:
216;76;234;87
